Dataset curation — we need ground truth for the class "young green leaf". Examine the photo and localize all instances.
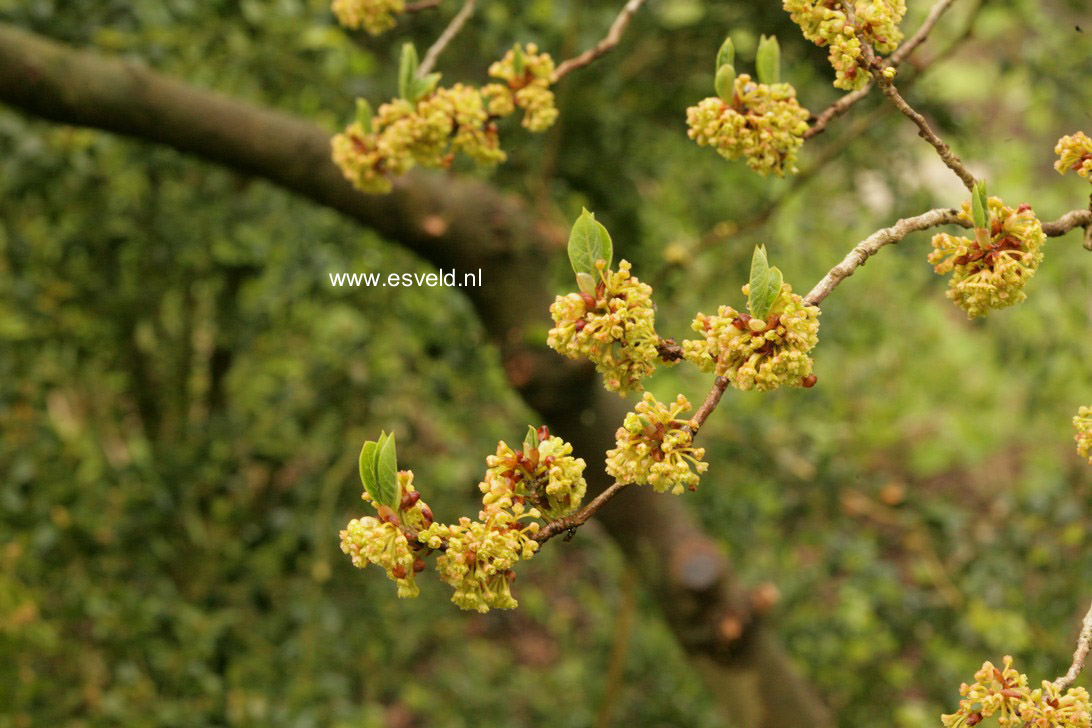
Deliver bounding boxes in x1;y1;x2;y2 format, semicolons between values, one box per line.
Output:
714;63;736;103
359;439;379;503
355;98;374;133
716;36;735;74
411;73;441;102
567;208;613;279
512;44;525;76
756;35;781;85
971;179;989;229
747;245;770;317
576;271;597;296
398;43;419;101
758;266;784;319
524;424;540;452
376;432;400;509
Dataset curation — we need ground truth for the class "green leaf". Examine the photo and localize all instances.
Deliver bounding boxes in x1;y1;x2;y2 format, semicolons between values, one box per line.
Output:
576;272;597;296
567;208;613;279
411;73;441;102
747;245;770;317
759;266;784;318
972;179;989;229
714;63;736;103
376;432;400;509
756;34;780;85
355;99;374;132
524;425;540;452
716;36;735;74
359;439;379;503
398;43;419;101
512;44;525;76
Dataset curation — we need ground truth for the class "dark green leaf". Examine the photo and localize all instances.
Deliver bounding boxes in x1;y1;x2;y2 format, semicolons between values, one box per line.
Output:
567;208;613;279
376;432;400;509
756;35;780;85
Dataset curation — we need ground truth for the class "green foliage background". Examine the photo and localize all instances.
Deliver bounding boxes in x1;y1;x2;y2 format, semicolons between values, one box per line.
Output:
1;1;1090;726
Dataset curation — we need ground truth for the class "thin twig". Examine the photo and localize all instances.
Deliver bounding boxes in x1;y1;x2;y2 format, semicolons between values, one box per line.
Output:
844;1;977;191
552;0;647;83
1055;599;1092;690
805;207;1092;306
405;0;443;13
417;0;476;78
806;0;962;139
539;202;1092;546
889;0;960;66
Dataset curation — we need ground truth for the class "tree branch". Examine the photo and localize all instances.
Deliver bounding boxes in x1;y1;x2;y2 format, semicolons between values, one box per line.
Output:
552;0;647;82
417;0;476;78
0;23;832;727
1056;599;1092;691
805;207;1092;306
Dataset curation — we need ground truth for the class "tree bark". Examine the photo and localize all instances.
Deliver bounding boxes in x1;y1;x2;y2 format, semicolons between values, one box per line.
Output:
0;23;831;727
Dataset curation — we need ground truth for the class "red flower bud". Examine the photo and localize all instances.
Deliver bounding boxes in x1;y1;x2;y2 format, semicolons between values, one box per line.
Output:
802;374;817;388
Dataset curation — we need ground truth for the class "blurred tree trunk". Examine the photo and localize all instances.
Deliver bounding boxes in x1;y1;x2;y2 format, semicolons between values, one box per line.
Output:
0;23;831;727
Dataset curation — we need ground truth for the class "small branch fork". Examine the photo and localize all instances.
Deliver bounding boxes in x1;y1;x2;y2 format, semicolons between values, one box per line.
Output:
552;0;648;83
1056;599;1092;691
417;0;476;78
536;204;1091;545
806;0;961;139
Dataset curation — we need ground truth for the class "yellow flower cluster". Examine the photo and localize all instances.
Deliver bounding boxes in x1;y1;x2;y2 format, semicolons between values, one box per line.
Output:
481;429;587;521
784;0;906;90
332;0;404;36
332;45;558;195
683;282;820;391
605;393;708;494
941;656;1091;728
1075;405;1092;465
929;197;1046;319
548;260;662;396
1054;131;1092;181
686;74;810;176
483;43;560;132
339;471;433;597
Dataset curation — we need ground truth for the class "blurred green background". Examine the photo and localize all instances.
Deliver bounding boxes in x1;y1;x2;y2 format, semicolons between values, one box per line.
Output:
1;0;1090;726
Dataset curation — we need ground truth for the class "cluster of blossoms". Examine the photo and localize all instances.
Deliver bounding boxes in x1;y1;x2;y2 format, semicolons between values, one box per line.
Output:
340;471;434;598
482;43;560;133
784;0;906;90
941;656;1091;727
928;197;1046;319
683;282;820;392
548;259;662;396
415;426;585;613
1075;405;1092;465
480;429;587;521
332;0;403;36
331;44;558;194
1054;131;1092;181
605;393;708;494
686;74;810;176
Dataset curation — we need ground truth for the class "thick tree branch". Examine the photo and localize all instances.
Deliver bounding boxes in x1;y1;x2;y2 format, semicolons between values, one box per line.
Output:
0;22;831;727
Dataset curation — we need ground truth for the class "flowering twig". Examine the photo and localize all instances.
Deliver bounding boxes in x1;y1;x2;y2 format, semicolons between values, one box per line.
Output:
1055;599;1092;690
417;0;476;78
552;0;647;83
805;0;962;140
839;1;977;191
805;207;1092;306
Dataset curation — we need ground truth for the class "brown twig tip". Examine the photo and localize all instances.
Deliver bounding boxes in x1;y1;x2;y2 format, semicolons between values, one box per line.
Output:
656;338;685;362
552;0;647;83
1055;599;1092;690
